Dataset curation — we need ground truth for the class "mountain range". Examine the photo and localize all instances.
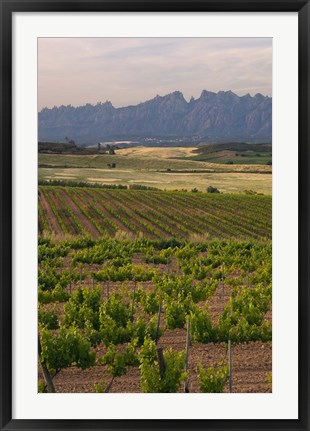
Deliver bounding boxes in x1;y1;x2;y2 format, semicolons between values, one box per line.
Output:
38;90;272;144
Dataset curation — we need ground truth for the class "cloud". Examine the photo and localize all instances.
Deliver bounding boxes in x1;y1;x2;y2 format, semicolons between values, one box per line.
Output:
38;37;272;110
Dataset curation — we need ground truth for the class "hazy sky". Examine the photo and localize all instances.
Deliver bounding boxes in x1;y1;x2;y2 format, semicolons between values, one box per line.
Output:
38;37;272;110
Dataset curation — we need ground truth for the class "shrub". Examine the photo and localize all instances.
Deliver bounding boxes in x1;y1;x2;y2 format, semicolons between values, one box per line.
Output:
63;286;101;330
93;379;106;393
38;379;47;393
164;295;194;329
123;339;140;366
40;326;96;374
100;340;139;378
100;294;131;327
207;186;220;194
197;362;229;393
139;338;187;393
137;289;160;315
190;307;214;343
38;306;59;329
38;284;70;304
100;345;127;377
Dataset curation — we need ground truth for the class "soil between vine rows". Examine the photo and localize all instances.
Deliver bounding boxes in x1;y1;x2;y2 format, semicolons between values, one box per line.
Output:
40;266;272;393
50;339;271;393
38;188;272;394
38;186;272;241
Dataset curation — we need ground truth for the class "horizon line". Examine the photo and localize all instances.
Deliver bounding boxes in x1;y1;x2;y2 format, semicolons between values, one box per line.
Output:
38;88;272;112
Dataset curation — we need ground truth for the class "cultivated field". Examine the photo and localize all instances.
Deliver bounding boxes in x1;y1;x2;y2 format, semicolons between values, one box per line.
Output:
38;187;271;240
38;186;272;394
38;147;272;194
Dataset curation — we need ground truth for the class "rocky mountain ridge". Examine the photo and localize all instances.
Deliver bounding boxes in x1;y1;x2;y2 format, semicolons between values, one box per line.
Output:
38;90;272;144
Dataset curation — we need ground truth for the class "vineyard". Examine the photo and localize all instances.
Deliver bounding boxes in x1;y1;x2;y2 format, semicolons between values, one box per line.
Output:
38;186;272;241
38;195;272;393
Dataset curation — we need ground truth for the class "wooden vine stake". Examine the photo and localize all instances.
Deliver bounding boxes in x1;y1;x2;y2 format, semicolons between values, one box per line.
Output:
155;303;162;345
228;340;232;393
104;376;115;393
156;348;165;379
69;265;72;294
38;335;56;393
131;279;136;319
107;279;110;300
184;318;191;393
222;265;224;299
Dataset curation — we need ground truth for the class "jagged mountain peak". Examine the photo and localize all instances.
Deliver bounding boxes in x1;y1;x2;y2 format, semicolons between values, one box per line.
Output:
199;89;216;100
38;89;272;143
101;100;114;107
148;91;187;103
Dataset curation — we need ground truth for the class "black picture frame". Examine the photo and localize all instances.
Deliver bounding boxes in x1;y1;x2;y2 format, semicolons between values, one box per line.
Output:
1;1;309;430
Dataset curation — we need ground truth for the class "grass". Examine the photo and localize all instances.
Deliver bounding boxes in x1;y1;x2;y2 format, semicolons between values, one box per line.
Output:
187;142;272;165
38;150;271;172
39;168;271;195
188;151;272;165
38;147;272;195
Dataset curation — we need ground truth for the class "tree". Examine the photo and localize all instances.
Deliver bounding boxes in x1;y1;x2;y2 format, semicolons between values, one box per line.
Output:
207;186;220;194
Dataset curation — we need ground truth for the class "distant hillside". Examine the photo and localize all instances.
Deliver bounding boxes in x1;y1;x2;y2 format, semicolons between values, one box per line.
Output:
189;142;272;165
38;141;77;153
38;90;272;144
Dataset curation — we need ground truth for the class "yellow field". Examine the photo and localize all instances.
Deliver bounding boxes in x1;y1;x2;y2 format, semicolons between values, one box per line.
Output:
38;147;272;195
118;146;196;158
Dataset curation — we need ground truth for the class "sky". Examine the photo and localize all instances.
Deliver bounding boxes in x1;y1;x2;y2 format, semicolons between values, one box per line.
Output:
38;37;272;111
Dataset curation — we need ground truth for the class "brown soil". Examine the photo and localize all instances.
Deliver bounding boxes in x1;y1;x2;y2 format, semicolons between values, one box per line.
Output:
58;188;101;238
44;274;272;394
100;190;160;240
207;281;232;325
39;191;62;234
50;340;271;394
39;246;272;395
80;189;128;234
48;190;76;235
105;192;168;239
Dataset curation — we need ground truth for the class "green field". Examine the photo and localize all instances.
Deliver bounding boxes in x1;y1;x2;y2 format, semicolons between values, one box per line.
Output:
186;143;272;165
39;186;271;241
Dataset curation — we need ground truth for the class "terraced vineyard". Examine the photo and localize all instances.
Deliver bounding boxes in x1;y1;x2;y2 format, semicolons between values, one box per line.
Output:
38;186;271;241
